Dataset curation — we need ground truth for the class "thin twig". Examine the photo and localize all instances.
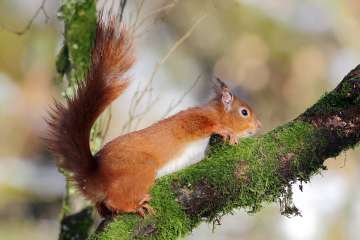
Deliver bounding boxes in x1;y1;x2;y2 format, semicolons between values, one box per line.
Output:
134;0;178;34
129;0;145;35
160;14;207;65
161;73;202;118
117;0;128;24
0;0;49;35
122;13;208;132
125;0;180;123
134;0;180;39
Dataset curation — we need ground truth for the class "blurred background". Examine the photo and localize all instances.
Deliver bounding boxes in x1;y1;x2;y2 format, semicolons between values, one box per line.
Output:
1;0;360;239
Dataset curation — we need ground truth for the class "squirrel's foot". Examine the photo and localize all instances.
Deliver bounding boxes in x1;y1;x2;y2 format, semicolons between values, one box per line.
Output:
136;195;155;217
217;128;238;145
136;203;155;217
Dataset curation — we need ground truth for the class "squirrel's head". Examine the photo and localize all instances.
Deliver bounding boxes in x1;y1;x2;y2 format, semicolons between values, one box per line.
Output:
213;78;261;137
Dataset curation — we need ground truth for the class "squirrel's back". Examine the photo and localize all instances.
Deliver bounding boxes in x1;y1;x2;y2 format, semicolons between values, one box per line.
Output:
45;18;134;200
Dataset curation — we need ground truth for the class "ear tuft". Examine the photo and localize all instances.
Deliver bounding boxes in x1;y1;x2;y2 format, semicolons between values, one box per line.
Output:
216;77;229;90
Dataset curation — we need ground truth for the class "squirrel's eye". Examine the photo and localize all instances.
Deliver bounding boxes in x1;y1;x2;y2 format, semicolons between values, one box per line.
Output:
240;108;249;117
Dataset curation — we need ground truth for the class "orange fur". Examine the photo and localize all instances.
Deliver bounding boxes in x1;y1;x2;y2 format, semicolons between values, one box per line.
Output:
46;18;261;217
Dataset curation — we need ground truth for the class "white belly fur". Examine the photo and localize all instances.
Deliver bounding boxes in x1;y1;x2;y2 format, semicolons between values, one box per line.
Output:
156;138;210;177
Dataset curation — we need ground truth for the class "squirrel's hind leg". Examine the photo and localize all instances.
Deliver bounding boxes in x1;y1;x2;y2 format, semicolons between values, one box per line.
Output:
103;163;156;217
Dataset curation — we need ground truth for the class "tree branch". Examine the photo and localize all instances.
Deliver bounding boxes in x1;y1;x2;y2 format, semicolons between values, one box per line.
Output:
122;13;207;133
0;0;49;35
91;65;360;239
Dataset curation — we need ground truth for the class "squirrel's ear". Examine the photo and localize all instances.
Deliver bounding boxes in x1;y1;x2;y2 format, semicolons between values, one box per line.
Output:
221;89;233;112
216;78;233;112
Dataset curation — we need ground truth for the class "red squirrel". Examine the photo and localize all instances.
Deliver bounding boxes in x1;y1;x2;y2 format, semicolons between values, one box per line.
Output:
46;19;261;217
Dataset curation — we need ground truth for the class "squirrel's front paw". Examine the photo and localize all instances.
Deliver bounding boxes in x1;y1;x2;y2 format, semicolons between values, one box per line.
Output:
217;129;238;145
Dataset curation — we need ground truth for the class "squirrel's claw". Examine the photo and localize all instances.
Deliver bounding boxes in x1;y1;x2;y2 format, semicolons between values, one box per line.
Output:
136;195;155;217
136;203;155;217
217;129;238;145
229;135;238;145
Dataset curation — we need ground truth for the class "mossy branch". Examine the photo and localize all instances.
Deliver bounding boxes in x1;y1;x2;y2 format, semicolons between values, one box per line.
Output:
91;66;360;239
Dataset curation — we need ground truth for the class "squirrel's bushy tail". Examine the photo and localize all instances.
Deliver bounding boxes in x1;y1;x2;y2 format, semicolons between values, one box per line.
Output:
46;19;134;188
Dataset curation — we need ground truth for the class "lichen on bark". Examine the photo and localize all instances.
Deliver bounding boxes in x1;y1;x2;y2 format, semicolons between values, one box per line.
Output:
57;0;97;84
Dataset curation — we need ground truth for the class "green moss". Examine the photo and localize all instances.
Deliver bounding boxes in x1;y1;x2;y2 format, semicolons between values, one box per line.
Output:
227;122;316;214
303;80;359;117
173;121;319;220
305;91;343;116
59;207;94;240
146;179;192;239
91;215;138;240
58;0;97;84
92;178;192;240
56;45;70;76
